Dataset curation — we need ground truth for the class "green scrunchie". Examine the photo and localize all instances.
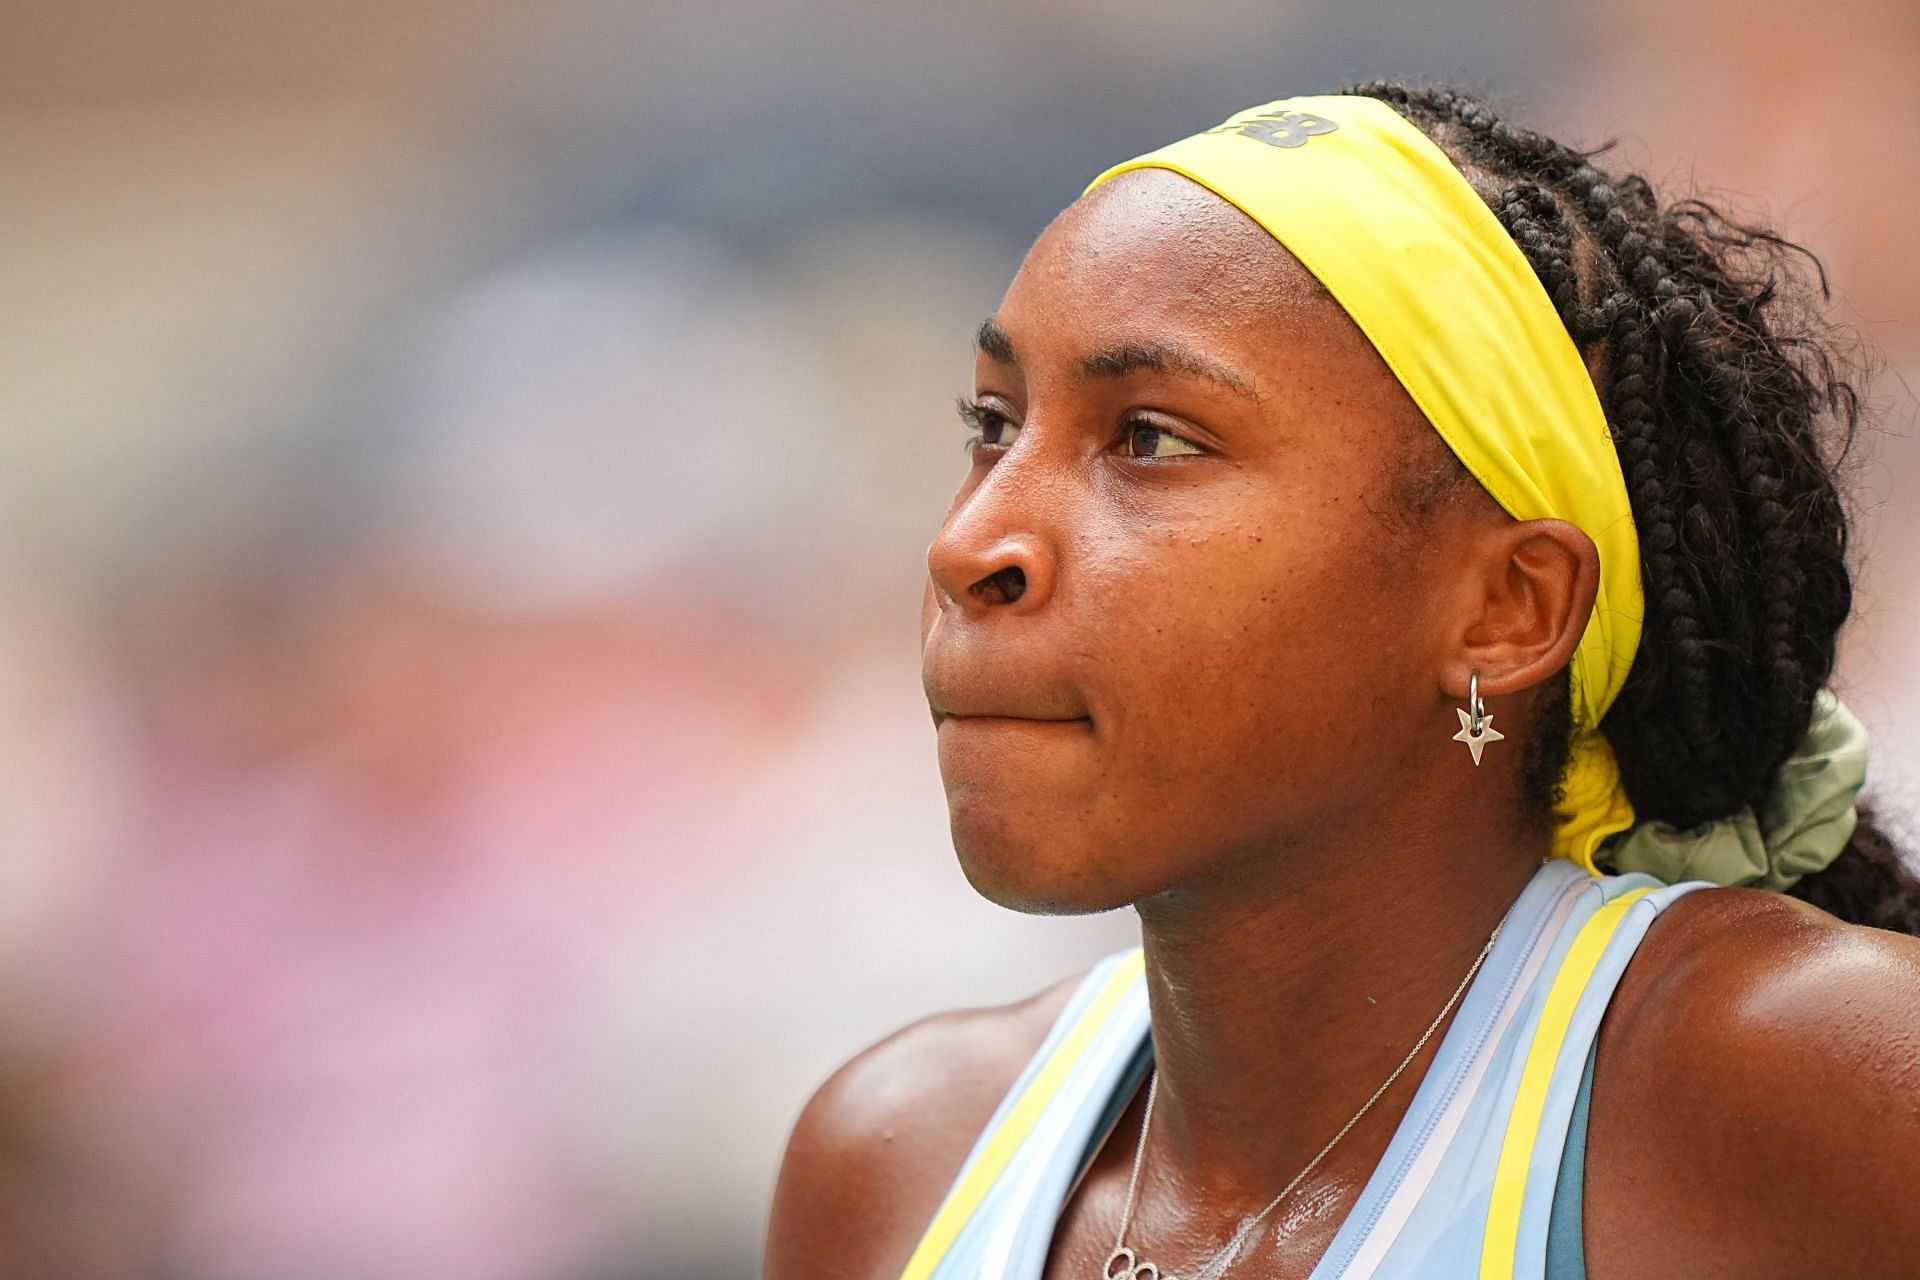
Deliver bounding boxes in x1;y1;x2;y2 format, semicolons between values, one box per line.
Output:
1598;689;1870;891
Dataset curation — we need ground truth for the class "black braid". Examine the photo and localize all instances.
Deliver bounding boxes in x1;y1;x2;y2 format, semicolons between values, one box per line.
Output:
1346;82;1919;933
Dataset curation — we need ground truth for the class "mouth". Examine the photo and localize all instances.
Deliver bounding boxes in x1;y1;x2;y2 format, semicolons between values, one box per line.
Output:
928;698;1093;731
934;712;1097;756
922;642;1091;729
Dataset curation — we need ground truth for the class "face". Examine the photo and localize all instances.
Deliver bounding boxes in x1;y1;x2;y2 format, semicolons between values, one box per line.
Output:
920;170;1498;915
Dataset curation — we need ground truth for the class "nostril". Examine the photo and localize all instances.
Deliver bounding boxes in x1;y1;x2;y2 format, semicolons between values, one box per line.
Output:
972;566;1027;605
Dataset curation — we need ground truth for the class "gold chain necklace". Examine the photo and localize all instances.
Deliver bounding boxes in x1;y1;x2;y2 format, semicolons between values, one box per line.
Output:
1102;921;1503;1280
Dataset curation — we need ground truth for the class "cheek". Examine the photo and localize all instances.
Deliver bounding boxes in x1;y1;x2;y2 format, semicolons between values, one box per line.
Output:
1074;485;1435;849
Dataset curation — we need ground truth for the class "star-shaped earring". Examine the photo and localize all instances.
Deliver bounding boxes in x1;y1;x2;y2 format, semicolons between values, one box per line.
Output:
1453;706;1505;766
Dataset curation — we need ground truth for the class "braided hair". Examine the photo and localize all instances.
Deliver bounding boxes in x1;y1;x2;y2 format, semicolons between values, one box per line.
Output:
1348;82;1920;934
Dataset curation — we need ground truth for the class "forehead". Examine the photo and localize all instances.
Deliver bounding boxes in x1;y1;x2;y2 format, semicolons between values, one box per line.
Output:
1000;169;1378;380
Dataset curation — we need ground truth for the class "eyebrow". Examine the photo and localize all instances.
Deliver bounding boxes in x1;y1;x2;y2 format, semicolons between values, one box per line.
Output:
975;318;1017;364
973;318;1258;402
1082;339;1259;401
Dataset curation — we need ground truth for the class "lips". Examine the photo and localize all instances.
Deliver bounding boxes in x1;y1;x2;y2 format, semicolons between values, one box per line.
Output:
925;686;1090;725
922;663;1090;728
933;706;1091;727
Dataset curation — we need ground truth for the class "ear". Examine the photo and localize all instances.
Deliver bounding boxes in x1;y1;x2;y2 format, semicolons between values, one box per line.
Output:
1440;517;1600;702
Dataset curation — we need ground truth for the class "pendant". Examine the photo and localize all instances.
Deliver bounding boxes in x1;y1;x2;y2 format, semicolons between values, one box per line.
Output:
1105;1245;1177;1280
1452;706;1505;766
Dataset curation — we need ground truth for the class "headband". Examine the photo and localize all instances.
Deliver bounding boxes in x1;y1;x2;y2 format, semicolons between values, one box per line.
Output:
1086;94;1642;871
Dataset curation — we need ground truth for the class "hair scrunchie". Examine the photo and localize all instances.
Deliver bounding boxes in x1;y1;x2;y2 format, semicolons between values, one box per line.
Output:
1598;689;1869;890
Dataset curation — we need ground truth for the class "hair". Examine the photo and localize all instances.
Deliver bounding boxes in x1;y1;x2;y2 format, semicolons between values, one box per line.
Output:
1346;81;1920;935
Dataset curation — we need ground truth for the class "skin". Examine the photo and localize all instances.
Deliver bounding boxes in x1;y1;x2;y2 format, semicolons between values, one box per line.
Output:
763;170;1920;1279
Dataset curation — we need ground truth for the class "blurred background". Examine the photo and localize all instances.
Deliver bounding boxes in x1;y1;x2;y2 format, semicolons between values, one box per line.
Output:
0;2;1915;1276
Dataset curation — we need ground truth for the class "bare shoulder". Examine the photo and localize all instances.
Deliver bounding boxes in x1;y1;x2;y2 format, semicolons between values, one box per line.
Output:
1587;887;1920;1280
762;969;1089;1280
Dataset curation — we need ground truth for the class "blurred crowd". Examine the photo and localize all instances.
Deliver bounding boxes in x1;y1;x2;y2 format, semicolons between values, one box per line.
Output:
0;2;1914;1277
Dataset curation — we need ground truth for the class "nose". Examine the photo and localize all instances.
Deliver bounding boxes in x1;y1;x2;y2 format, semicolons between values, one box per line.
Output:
926;474;1060;617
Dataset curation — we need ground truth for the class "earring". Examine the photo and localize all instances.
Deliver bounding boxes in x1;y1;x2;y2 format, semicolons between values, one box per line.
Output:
1453;671;1505;766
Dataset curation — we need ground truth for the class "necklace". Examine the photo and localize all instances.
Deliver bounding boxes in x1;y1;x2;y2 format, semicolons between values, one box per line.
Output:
1103;921;1503;1280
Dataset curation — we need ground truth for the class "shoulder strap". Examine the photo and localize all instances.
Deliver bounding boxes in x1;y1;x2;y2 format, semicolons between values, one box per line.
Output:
898;950;1149;1280
1542;1039;1597;1280
1478;874;1709;1280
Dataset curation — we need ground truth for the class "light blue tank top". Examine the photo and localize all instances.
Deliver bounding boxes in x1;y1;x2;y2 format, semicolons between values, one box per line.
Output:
899;860;1708;1280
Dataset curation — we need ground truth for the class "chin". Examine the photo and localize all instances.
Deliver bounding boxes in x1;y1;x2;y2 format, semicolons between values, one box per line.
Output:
946;799;1138;917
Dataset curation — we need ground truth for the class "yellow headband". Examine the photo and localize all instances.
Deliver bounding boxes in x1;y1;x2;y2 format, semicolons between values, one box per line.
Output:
1086;94;1643;871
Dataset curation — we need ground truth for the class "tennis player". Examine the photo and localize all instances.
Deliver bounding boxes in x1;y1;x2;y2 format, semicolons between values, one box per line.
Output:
765;84;1920;1280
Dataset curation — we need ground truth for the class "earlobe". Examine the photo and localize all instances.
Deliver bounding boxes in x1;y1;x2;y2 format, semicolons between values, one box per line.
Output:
1447;518;1600;700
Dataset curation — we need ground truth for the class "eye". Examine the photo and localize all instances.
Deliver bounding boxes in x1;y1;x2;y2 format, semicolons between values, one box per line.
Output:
957;398;1021;454
1123;419;1204;459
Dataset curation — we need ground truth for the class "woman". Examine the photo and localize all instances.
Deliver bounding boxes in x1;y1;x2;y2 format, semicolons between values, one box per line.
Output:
763;84;1920;1280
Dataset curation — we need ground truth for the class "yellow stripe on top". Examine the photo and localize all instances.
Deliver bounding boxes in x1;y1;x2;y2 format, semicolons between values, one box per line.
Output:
898;951;1147;1280
1085;96;1642;872
1478;887;1654;1280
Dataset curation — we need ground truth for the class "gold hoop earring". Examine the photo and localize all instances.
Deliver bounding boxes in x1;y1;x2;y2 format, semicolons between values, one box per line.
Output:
1453;670;1505;766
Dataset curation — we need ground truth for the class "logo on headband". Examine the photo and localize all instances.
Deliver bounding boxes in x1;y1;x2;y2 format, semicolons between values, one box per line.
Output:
1204;109;1339;150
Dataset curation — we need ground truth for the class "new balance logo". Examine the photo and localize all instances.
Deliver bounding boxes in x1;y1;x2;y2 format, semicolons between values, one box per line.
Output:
1206;109;1339;149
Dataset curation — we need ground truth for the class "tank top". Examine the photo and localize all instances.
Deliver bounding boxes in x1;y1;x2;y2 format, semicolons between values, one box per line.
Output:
898;860;1709;1280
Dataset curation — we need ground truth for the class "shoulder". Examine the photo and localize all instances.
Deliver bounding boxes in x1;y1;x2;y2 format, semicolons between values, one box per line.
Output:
762;969;1090;1280
1586;886;1920;1280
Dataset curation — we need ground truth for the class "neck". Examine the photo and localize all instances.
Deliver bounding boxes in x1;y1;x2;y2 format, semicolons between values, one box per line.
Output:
1132;814;1545;1206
